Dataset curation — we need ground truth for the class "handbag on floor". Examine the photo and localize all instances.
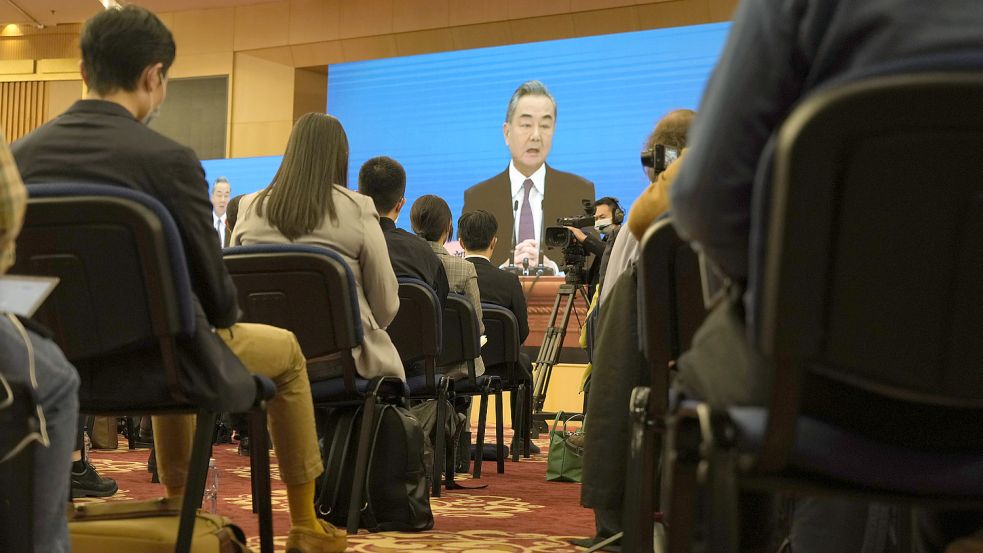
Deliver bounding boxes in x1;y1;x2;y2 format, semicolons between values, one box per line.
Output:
316;403;434;532
87;415;119;450
546;412;584;483
68;496;253;553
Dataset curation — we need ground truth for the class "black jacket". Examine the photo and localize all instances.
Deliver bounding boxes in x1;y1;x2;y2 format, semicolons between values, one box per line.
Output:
465;256;529;343
13;100;239;328
12;99;254;412
379;217;449;307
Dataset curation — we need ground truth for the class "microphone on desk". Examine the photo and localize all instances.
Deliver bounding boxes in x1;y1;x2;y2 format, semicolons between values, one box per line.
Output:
505;200;522;275
533;200;555;276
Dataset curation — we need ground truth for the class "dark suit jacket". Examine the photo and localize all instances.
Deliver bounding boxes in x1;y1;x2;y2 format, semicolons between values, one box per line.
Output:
380;217;449;306
12;100;239;328
466;256;529;344
11;100;255;412
13;100;238;327
463;164;595;266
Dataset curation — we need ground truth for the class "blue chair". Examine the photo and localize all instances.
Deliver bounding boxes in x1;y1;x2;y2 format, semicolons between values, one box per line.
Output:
13;183;276;553
0;377;38;553
439;293;505;478
663;73;983;553
222;244;406;534
621;218;706;553
387;277;451;496
480;303;529;462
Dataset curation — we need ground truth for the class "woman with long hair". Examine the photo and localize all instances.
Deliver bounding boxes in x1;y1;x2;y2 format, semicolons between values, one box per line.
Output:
233;113;403;383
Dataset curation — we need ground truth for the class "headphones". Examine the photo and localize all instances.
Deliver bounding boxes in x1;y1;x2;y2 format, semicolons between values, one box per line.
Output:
596;196;625;225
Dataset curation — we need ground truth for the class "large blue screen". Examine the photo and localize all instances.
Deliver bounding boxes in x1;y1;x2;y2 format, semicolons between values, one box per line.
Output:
203;22;729;230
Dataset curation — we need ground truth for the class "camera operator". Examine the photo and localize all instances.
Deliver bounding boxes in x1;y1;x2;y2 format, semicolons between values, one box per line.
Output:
563;197;622;299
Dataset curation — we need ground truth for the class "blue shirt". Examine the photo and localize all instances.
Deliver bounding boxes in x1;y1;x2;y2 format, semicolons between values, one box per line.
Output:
670;0;983;324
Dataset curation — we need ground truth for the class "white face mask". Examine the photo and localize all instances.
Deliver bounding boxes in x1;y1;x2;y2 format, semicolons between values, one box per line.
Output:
142;105;161;125
594;218;613;232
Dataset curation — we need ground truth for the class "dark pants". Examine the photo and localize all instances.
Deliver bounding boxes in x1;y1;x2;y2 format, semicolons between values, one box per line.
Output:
580;268;646;528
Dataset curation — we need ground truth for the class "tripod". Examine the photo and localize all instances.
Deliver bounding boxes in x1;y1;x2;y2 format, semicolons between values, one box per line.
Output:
530;282;589;434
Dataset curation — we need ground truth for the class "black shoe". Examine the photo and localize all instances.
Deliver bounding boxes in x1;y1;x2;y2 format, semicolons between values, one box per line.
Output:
469;443;509;461
511;439;540;455
71;461;119;498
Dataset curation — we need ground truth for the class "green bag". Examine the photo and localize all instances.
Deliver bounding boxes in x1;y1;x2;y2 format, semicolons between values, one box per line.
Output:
546;412;584;482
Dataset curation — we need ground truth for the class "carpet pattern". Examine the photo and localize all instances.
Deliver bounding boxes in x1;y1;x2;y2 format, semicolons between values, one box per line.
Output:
82;427;594;552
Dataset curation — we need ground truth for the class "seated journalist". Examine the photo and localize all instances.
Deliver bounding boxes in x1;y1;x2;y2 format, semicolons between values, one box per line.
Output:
233;113;404;383
11;7;345;552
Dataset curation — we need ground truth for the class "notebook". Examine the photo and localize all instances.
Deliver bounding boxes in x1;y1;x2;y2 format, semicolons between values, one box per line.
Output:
0;276;59;317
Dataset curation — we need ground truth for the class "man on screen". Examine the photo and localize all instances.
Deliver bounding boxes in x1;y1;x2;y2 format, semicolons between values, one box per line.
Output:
211;176;231;248
463;80;594;267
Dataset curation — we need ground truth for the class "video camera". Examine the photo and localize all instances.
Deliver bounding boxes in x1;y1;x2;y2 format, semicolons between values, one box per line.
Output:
640;143;679;175
544;199;595;285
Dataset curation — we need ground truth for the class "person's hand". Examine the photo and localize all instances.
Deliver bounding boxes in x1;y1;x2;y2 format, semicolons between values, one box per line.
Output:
564;226;587;242
513;238;539;267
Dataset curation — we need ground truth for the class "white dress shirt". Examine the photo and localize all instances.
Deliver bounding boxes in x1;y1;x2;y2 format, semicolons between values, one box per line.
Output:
508;161;546;245
212;212;227;248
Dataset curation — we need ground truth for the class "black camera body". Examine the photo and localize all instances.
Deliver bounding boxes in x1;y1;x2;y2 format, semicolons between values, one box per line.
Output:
640;143;680;175
544;199;595;285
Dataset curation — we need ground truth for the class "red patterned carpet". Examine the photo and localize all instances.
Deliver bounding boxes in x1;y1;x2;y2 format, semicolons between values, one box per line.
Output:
82;428;594;552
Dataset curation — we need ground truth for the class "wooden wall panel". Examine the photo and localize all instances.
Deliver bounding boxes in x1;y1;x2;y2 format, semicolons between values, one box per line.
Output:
1;81;46;142
44;80;82;122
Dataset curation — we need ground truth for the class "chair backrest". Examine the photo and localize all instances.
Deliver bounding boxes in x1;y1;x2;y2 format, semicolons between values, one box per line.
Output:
222;244;362;361
760;73;983;413
437;293;482;374
388;277;441;368
637;218;707;376
13;184;195;361
481;303;521;375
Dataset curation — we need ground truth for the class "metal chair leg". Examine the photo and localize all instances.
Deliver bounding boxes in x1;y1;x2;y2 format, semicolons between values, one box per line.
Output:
176;410;218;553
511;384;522;463
665;416;702;553
249;409;274;553
433;385;446;498
494;385;505;474
472;386;490;479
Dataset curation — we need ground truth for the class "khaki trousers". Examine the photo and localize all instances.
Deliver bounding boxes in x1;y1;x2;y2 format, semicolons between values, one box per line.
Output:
152;323;323;487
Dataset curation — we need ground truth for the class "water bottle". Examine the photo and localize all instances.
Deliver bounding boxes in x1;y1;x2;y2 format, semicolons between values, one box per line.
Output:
204;457;219;513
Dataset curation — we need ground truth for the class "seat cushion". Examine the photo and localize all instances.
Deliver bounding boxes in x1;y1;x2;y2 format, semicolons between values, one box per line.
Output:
406;373;448;396
454;375;502;395
728;406;983;497
309;376;407;403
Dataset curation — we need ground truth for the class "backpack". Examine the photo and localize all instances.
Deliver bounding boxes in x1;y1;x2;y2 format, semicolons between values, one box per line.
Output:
316;404;434;532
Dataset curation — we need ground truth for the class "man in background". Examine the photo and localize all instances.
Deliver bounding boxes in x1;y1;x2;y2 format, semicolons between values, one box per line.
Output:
458;209;538;454
211;176;231;248
464;80;594;268
358;156;449;306
12;6;345;550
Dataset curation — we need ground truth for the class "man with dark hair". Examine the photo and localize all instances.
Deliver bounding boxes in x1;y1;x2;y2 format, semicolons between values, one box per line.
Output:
410;195;484;380
358;156;449;306
211;177;231;248
12;6;345;551
464;80;595;268
459;210;529;343
459;209;537;453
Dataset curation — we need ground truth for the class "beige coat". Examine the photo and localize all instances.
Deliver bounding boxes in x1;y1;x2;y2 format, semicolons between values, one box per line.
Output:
232;185;404;381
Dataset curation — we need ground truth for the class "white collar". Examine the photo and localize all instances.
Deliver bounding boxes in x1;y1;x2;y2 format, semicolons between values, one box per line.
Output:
213;212;226;222
464;253;491;261
509;161;546;197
